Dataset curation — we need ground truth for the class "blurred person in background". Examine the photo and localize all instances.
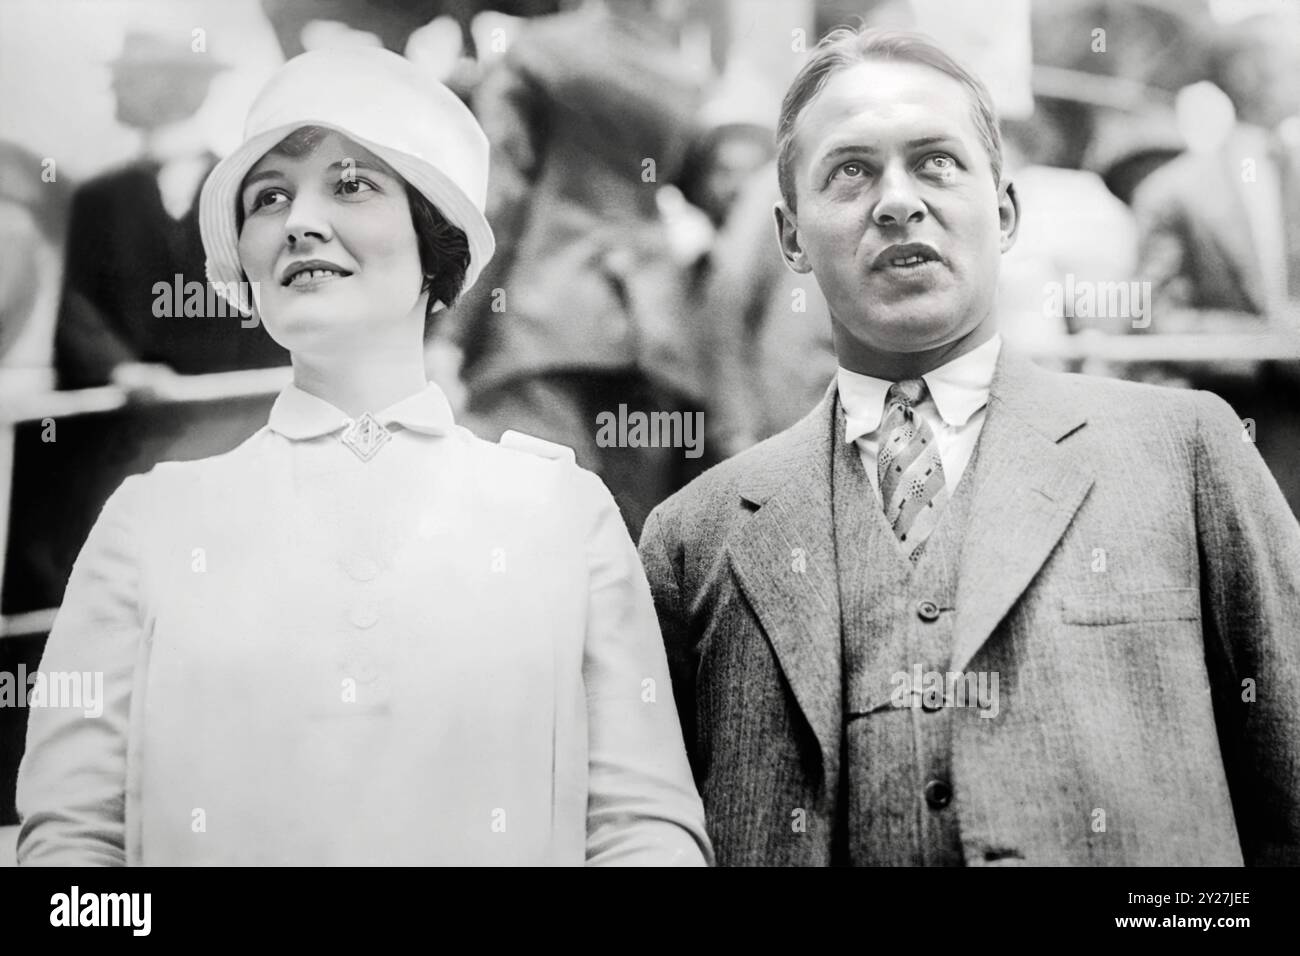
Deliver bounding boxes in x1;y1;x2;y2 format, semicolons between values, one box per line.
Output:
17;46;710;866
54;29;287;393
997;113;1140;346
1132;8;1300;322
0;141;71;394
703;159;835;458
673;94;776;462
442;0;705;536
678;116;776;234
1128;7;1300;515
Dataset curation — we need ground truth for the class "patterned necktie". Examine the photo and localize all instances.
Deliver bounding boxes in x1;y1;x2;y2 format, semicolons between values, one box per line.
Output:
877;379;948;563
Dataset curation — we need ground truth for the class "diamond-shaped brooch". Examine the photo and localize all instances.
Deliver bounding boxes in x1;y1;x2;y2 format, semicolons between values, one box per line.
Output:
339;413;393;462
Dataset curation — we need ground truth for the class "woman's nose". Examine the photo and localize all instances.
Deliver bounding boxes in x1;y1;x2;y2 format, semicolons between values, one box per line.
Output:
283;193;333;246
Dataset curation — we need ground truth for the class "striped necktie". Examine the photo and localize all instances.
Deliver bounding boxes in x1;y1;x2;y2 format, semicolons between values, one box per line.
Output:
878;379;949;563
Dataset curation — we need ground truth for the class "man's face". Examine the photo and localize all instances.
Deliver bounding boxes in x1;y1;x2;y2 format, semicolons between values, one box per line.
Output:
700;132;773;226
1226;25;1300;128
776;59;1017;356
112;67;213;130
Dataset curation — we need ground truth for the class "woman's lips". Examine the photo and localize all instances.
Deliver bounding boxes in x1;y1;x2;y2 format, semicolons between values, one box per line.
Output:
286;269;349;290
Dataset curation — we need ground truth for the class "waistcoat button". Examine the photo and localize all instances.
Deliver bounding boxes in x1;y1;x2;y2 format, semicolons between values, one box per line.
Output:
924;779;953;809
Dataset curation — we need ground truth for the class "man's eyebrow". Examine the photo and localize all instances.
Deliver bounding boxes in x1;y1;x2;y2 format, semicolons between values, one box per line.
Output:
817;136;963;163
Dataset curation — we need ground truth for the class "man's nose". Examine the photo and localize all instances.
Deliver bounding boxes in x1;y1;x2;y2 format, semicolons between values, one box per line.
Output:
283;192;333;246
872;164;926;227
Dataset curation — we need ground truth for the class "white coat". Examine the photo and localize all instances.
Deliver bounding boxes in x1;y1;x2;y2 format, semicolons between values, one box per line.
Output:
17;382;712;865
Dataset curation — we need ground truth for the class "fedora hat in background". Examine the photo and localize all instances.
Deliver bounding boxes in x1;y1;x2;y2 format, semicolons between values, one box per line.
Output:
199;45;494;317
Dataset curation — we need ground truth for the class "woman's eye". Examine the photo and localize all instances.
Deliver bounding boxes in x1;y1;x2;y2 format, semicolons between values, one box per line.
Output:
336;178;375;197
248;188;288;214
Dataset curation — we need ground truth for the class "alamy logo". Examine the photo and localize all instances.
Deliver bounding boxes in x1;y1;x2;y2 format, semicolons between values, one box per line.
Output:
1043;274;1152;329
595;405;705;459
0;666;103;718
890;664;1000;718
152;273;260;328
50;886;151;936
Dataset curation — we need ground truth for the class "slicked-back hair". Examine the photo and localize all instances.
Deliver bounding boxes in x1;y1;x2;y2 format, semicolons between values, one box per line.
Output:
776;28;1003;211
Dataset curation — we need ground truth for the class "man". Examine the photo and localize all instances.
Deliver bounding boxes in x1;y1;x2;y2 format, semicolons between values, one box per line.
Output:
638;27;1300;866
55;30;286;391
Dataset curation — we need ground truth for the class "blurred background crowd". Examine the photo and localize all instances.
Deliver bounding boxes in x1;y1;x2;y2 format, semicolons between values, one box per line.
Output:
2;0;1300;841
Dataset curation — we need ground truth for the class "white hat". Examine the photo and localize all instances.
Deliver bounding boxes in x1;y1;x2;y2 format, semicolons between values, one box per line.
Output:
199;46;494;317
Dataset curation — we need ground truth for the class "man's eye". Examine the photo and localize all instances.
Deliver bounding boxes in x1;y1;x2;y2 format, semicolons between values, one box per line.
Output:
838;161;866;179
337;178;375;197
923;154;956;171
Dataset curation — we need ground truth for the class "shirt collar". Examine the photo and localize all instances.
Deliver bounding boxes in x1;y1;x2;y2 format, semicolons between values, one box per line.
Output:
267;382;455;440
838;333;1002;443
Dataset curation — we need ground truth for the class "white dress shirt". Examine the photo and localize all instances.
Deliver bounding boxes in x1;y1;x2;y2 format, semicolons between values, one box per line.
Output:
17;382;711;866
145;122;212;220
837;334;1002;499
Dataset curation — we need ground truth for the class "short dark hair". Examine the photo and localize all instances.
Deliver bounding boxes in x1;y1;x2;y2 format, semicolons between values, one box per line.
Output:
405;182;470;331
235;125;471;334
776;28;1003;211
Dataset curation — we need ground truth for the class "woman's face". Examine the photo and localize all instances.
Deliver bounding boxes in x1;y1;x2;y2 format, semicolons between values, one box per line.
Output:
237;128;425;353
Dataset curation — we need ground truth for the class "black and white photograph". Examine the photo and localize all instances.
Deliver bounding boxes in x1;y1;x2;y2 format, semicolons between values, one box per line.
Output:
0;0;1296;919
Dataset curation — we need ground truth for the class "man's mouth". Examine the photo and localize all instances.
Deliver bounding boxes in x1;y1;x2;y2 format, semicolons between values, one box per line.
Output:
873;243;943;271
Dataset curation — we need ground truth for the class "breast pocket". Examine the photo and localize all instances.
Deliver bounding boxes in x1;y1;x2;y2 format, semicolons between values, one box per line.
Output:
1060;587;1201;626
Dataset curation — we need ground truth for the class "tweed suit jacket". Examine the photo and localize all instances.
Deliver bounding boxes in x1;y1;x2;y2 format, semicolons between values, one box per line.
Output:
638;350;1300;866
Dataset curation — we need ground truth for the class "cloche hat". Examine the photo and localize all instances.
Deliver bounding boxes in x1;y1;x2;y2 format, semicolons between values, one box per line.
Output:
199;46;494;317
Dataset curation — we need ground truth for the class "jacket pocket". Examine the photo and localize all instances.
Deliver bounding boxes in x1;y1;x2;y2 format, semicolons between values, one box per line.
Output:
1061;587;1201;626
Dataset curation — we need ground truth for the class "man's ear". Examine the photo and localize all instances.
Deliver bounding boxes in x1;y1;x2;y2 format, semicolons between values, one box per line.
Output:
774;200;812;274
998;180;1021;253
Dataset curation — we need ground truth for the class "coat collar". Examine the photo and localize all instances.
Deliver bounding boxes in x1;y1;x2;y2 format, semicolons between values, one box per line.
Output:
726;348;1095;776
948;349;1094;674
267;382;455;440
729;378;843;782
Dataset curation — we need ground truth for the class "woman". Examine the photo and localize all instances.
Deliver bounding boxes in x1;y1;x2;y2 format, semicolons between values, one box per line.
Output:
16;47;711;866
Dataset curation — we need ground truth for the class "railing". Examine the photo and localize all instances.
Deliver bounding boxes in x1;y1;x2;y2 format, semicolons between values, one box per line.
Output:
3;326;1300;641
0;366;292;639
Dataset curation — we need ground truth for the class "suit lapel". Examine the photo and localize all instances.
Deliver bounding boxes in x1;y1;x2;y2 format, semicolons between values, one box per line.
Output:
726;386;843;780
950;351;1095;676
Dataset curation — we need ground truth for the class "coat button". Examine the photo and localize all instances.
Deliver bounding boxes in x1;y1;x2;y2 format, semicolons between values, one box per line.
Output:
917;600;941;622
920;693;946;713
349;605;379;629
924;779;953;809
342;554;380;582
